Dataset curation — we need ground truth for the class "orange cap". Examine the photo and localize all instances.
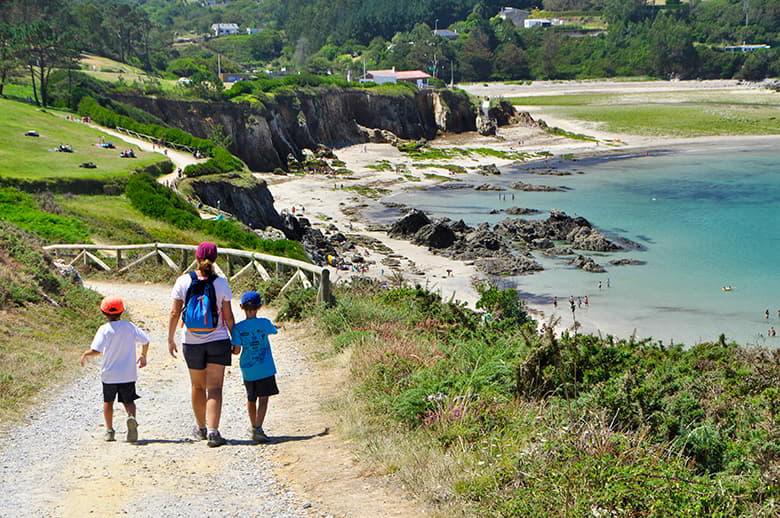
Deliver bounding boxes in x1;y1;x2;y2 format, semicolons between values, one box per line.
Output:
100;296;125;315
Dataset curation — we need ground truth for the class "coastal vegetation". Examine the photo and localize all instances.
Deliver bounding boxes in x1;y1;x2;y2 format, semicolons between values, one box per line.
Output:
513;92;780;136
275;281;780;517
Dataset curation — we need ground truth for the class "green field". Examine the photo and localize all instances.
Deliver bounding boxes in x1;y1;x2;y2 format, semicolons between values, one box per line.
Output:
0;98;165;183
510;92;780;136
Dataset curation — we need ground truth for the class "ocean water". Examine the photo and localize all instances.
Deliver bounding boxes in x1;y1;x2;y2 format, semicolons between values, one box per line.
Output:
375;144;780;346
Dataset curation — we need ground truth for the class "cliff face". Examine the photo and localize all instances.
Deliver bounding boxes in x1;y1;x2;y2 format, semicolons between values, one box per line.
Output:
115;88;483;172
181;174;285;233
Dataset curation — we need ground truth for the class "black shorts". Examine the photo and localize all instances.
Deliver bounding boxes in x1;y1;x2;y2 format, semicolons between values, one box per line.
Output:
244;375;279;401
103;382;140;404
183;340;232;370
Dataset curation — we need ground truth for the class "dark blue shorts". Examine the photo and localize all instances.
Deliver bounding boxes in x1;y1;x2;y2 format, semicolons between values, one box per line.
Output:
103;382;140;404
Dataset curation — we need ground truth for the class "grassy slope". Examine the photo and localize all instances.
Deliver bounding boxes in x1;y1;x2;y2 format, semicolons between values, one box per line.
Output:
59;194;214;245
0;98;164;182
0;223;103;422
78;54;178;91
510;92;780;136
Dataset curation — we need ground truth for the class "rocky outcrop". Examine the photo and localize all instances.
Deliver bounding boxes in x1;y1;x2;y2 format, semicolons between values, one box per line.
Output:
183;173;284;233
511;182;569;192
413;223;456;249
609;258;647;266
570;255;606;273
389;209;431;238
476;113;498;136
567;226;621;252
506;207;541;216
475;164;501;176
475;184;506;191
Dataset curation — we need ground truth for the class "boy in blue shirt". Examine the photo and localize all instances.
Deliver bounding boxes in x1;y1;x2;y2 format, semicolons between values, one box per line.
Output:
231;291;279;443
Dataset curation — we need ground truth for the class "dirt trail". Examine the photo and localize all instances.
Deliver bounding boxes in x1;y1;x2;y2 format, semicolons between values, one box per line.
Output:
84;124;204;185
0;281;425;517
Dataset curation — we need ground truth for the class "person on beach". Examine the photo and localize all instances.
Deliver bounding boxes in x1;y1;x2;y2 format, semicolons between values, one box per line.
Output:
584;295;589;306
598;281;602;290
168;242;235;448
553;296;558;309
231;291;280;443
80;296;149;443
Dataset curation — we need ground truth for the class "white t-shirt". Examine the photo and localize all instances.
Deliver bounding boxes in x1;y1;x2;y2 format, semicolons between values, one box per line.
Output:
171;273;233;345
91;321;150;384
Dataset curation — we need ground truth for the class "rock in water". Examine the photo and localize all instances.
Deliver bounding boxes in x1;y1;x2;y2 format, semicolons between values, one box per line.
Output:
570;255;606;273
510;182;568;192
609;258;647;266
566;226;621;252
389;209;431;238
413;223;456;249
476;164;501;176
475;184;506;191
505;207;541;216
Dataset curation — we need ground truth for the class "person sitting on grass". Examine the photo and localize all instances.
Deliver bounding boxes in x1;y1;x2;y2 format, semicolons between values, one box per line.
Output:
80;296;150;443
231;291;279;444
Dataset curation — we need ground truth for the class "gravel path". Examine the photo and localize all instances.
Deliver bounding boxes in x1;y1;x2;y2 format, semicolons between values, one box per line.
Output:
0;282;311;518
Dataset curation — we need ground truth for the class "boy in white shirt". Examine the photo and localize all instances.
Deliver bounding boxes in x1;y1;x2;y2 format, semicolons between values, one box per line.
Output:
80;296;150;443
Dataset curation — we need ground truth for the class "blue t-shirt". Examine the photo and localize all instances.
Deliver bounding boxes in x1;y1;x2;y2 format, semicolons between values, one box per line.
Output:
231;317;278;382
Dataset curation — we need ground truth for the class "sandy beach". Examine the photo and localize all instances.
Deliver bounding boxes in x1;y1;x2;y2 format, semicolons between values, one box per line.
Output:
256;81;780;338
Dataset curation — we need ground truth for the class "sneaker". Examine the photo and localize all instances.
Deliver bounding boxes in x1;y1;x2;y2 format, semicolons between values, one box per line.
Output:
126;417;138;443
252;427;270;444
104;429;116;442
192;426;208;441
207;431;226;448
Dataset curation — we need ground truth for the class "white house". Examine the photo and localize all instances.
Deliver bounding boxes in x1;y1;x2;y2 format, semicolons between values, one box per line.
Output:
362;68;432;88
246;27;261;35
211;23;239;37
499;7;529;27
723;44;771;52
524;18;563;29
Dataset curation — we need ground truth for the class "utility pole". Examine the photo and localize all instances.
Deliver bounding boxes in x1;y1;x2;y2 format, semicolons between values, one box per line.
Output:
217;53;222;77
435;18;439;32
449;60;454;88
743;0;749;27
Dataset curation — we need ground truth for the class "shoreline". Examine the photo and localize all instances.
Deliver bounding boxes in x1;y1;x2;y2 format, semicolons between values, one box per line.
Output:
257;123;780;342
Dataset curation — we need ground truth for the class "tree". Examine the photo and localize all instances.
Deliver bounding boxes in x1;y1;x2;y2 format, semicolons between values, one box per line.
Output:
541;31;561;79
15;0;80;107
603;0;650;26
0;8;22;97
648;13;698;79
494;42;529;79
458;28;493;81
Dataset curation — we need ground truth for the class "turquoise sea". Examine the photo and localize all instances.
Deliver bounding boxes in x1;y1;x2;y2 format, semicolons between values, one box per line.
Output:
377;144;780;346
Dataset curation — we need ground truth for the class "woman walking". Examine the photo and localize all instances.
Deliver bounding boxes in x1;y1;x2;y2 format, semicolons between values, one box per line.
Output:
168;242;235;447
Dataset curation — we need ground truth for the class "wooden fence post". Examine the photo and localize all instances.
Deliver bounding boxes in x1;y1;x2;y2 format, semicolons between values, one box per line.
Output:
318;269;333;305
227;255;234;277
180;250;190;272
155;243;162;265
116;250;123;269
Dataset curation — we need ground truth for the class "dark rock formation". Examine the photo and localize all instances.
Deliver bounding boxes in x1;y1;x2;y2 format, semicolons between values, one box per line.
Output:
570;255;606;273
510;182;569;192
413;223;456;249
476;113;498;136
475;164;501;176
184;174;284;232
476;255;543;276
609;258;647;266
567;226;621;252
506;207;541;215
475;183;506;191
389;209;431;238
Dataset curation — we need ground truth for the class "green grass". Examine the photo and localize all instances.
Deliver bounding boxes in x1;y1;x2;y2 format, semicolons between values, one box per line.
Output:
0;98;165;183
59;195;214;245
0;189;90;243
565;104;780;136
343;185;391;198
414;163;468;175
509;92;780;137
422;173;455;182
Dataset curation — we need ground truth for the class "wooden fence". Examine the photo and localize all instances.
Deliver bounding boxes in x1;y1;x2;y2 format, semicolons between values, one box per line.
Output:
43;243;332;304
115;127;199;155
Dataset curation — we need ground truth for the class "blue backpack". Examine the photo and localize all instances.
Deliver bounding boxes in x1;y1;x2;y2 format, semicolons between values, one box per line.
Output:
183;272;219;334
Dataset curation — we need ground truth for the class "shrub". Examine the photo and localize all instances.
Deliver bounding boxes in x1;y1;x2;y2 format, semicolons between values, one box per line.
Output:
277;287;317;321
0;188;90;244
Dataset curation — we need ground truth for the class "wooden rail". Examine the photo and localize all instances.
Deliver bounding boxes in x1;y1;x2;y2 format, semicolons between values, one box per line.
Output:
115;127;199;155
43;243;332;304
